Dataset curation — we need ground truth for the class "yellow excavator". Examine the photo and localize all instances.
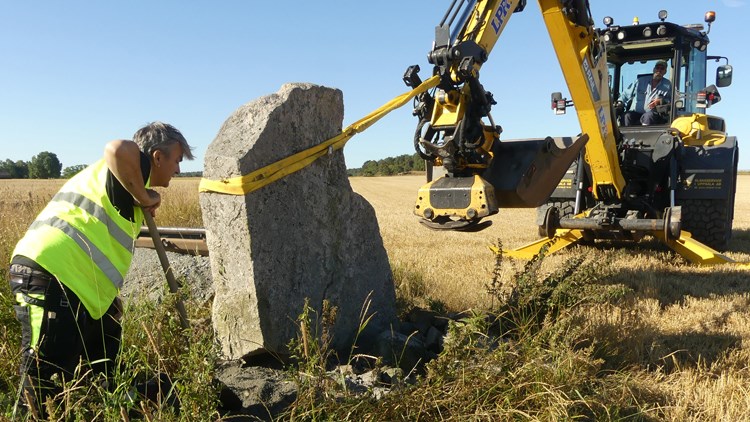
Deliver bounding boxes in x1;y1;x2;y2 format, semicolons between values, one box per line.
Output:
404;0;739;265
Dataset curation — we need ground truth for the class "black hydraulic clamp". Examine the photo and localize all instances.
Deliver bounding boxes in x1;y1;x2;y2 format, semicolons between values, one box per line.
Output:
403;65;423;88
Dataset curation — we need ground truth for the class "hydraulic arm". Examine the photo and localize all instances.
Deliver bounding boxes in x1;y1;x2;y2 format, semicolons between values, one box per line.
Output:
538;0;625;200
405;0;587;230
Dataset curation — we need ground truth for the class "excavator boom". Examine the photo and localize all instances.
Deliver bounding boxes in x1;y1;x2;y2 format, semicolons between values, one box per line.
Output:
538;0;625;200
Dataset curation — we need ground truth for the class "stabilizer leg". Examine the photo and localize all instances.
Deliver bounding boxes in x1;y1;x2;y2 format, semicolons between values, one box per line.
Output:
653;230;738;266
501;229;585;259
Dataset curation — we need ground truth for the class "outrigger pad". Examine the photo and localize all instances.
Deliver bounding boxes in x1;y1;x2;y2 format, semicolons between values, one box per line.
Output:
484;134;589;208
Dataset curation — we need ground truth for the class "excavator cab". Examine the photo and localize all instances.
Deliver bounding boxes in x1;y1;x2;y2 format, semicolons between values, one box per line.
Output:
604;13;731;127
538;9;739;251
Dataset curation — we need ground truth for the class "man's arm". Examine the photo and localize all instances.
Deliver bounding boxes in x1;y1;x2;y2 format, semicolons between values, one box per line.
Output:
104;140;160;213
620;82;636;110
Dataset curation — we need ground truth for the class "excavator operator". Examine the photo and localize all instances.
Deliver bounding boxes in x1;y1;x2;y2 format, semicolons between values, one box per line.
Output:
620;60;672;126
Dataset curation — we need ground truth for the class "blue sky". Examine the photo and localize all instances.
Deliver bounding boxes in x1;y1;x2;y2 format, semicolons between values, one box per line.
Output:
1;1;746;173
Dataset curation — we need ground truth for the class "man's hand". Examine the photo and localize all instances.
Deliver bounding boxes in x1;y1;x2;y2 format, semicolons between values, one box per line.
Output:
647;97;663;110
137;189;161;216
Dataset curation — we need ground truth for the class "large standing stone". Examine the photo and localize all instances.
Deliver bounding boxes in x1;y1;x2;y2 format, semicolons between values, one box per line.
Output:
200;83;397;360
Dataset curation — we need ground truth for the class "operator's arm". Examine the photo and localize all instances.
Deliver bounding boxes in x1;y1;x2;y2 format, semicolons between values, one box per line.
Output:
620;81;636;110
104;140;160;213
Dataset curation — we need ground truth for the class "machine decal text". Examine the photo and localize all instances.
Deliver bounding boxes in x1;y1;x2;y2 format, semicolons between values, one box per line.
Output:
597;106;608;140
582;59;600;102
490;0;513;34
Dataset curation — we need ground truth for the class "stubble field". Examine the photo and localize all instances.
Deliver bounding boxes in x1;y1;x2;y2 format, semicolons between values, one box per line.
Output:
353;174;750;420
1;174;750;419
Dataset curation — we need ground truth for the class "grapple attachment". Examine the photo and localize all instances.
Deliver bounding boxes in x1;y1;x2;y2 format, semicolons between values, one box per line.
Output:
414;175;497;230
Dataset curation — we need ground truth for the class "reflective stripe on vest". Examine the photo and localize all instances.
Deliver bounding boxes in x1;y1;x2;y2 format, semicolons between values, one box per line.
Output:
28;216;126;288
49;191;135;254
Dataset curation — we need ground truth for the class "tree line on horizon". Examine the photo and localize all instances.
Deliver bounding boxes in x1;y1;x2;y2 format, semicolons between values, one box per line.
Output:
347;153;426;176
0;152;83;179
0;152;204;179
1;150;428;180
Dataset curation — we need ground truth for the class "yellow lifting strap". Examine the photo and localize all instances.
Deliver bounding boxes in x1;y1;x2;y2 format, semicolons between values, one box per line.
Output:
199;75;441;195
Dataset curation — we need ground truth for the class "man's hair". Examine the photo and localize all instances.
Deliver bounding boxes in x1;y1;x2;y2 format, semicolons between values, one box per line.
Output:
133;121;194;160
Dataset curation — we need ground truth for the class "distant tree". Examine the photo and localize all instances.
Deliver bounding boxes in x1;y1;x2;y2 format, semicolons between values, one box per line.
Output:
411;155;426;172
62;164;87;178
15;160;29;178
360;160;379;176
28;151;63;179
0;159;14;177
0;159;30;178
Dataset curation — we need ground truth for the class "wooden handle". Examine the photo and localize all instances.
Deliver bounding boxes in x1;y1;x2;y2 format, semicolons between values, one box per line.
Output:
143;211;190;330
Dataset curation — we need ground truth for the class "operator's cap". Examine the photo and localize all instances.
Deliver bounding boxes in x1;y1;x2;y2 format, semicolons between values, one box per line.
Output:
654;60;668;68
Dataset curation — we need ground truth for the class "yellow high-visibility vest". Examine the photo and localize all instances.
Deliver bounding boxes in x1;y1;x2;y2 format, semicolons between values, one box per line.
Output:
13;159;145;319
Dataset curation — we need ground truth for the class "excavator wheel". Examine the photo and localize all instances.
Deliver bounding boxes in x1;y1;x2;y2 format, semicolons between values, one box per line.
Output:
541;206;560;239
536;200;575;237
680;199;732;251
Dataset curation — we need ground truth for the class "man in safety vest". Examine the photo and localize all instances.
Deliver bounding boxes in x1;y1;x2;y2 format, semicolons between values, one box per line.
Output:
8;121;193;416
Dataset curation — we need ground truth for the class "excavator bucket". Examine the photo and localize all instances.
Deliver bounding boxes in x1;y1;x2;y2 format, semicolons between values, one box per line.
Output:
484;134;589;208
414;134;588;230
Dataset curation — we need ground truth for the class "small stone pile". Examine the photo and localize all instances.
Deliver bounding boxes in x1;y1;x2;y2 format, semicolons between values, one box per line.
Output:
125;247;458;418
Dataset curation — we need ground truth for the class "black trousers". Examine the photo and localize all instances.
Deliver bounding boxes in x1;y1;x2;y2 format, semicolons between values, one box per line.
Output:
9;264;122;414
624;110;667;126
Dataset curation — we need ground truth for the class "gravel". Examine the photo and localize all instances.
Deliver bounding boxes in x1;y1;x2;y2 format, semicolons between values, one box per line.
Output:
122;247;213;305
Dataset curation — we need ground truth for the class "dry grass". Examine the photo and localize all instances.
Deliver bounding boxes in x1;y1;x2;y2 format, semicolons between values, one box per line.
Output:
350;174;542;311
151;177;204;227
2;174;750;419
0;177;201;230
350;175;750;309
351;174;750;420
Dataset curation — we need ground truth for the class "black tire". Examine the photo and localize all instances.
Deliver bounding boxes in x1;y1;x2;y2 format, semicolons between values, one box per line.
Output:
536;200;576;237
679;199;732;251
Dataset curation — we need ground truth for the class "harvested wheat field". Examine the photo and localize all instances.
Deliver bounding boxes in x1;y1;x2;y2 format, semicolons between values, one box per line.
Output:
351;174;750;305
2;174;750;420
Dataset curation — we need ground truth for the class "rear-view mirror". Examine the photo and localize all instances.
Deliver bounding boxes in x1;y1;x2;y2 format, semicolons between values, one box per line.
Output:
716;64;733;87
